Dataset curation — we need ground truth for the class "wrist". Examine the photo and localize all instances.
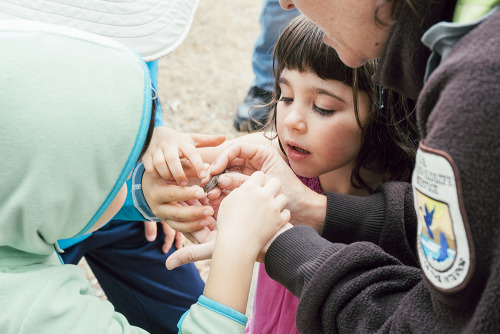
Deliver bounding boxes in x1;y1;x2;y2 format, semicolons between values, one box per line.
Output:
289;187;326;234
216;231;261;260
204;237;257;313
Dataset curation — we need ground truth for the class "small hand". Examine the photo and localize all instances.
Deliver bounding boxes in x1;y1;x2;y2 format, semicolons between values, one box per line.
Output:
166;227;217;270
143;221;184;253
215;172;289;256
166;172;290;269
142;126;226;185
142;171;215;232
165;223;294;269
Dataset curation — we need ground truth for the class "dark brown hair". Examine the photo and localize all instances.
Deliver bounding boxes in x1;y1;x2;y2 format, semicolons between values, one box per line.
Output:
265;15;419;190
374;0;430;26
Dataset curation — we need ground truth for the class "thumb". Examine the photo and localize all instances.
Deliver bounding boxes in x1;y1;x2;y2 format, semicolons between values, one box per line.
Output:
190;133;226;148
165;240;215;270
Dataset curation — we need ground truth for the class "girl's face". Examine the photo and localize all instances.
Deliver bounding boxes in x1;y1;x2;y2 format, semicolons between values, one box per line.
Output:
278;0;393;68
276;68;369;180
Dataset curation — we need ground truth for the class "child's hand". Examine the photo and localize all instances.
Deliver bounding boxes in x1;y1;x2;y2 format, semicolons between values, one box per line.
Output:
165;172;290;269
142;126;226;185
216;171;290;258
142;172;216;232
143;221;184;253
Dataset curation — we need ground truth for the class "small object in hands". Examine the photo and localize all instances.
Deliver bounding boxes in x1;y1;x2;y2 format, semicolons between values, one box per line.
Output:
203;165;254;193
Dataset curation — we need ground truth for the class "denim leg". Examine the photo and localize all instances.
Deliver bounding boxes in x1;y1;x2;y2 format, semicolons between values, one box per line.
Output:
252;0;300;91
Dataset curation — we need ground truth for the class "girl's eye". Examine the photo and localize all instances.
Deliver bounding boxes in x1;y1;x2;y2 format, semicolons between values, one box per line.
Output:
314;105;335;116
279;97;293;103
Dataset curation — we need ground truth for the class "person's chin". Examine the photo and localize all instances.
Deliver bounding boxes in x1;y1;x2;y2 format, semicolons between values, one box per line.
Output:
337;51;367;69
325;42;366;68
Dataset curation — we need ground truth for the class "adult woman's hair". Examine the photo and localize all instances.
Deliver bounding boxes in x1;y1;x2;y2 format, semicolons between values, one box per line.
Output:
265;15;419;190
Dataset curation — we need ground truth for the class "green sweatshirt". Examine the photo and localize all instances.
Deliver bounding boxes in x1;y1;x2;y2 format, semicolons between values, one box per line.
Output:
0;21;152;333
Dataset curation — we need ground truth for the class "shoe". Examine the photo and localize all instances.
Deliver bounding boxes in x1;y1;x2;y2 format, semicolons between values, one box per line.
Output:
233;86;273;132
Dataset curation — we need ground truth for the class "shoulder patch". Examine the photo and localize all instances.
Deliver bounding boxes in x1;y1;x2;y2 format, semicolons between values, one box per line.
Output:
412;143;475;292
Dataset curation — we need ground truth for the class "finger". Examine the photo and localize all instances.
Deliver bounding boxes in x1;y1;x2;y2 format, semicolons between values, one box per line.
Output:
175;231;184;250
280;209;291;225
190;133;226;148
241;171;266;188
155;201;212;223
162;222;175;253
207;188;228;206
143;155;161;179
179;144;208;180
162;147;188;186
206;186;222;200
152;150;174;180
216;173;251;191
182;198;218;230
165;241;215;270
182;232;198;244
263;177;282;196
188;226;217;244
208;144;244;175
205;216;217;230
210;142;263;174
275;193;288;211
152;184;206;203
163;219;209;233
143;221;158;242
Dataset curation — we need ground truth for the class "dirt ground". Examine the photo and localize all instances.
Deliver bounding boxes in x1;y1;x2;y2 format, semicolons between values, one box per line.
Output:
157;0;262;138
79;0;263;314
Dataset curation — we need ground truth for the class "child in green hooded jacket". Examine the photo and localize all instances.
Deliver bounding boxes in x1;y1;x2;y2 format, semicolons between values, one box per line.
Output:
0;20;289;334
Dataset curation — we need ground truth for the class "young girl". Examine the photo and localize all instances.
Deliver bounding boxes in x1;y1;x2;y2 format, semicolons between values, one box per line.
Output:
243;15;418;334
147;15;418;333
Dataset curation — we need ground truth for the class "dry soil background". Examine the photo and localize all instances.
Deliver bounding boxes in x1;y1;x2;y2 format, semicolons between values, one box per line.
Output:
158;0;262;138
79;0;263;313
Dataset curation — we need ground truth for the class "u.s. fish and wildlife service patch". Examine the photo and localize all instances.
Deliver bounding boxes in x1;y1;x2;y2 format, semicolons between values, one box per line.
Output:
412;143;475;292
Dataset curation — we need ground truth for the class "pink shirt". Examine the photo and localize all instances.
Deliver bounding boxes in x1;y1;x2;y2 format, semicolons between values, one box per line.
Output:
246;174;322;334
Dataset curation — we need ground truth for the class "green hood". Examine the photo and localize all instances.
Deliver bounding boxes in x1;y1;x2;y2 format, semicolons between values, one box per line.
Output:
0;20;152;266
0;20;153;334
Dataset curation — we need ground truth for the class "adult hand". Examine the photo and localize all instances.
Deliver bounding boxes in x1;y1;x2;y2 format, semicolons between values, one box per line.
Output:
205;142;327;232
142;126;226;185
142;171;216;232
143;221;184;253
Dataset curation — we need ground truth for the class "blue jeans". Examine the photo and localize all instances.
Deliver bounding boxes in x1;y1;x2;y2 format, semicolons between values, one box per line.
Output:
61;220;204;334
252;0;299;91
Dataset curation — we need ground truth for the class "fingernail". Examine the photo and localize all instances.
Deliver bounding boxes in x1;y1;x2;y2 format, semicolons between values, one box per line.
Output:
166;259;180;270
200;219;208;227
218;175;229;187
195;190;204;198
180;181;188;187
199;170;207;178
203;210;211;216
146;235;155;242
